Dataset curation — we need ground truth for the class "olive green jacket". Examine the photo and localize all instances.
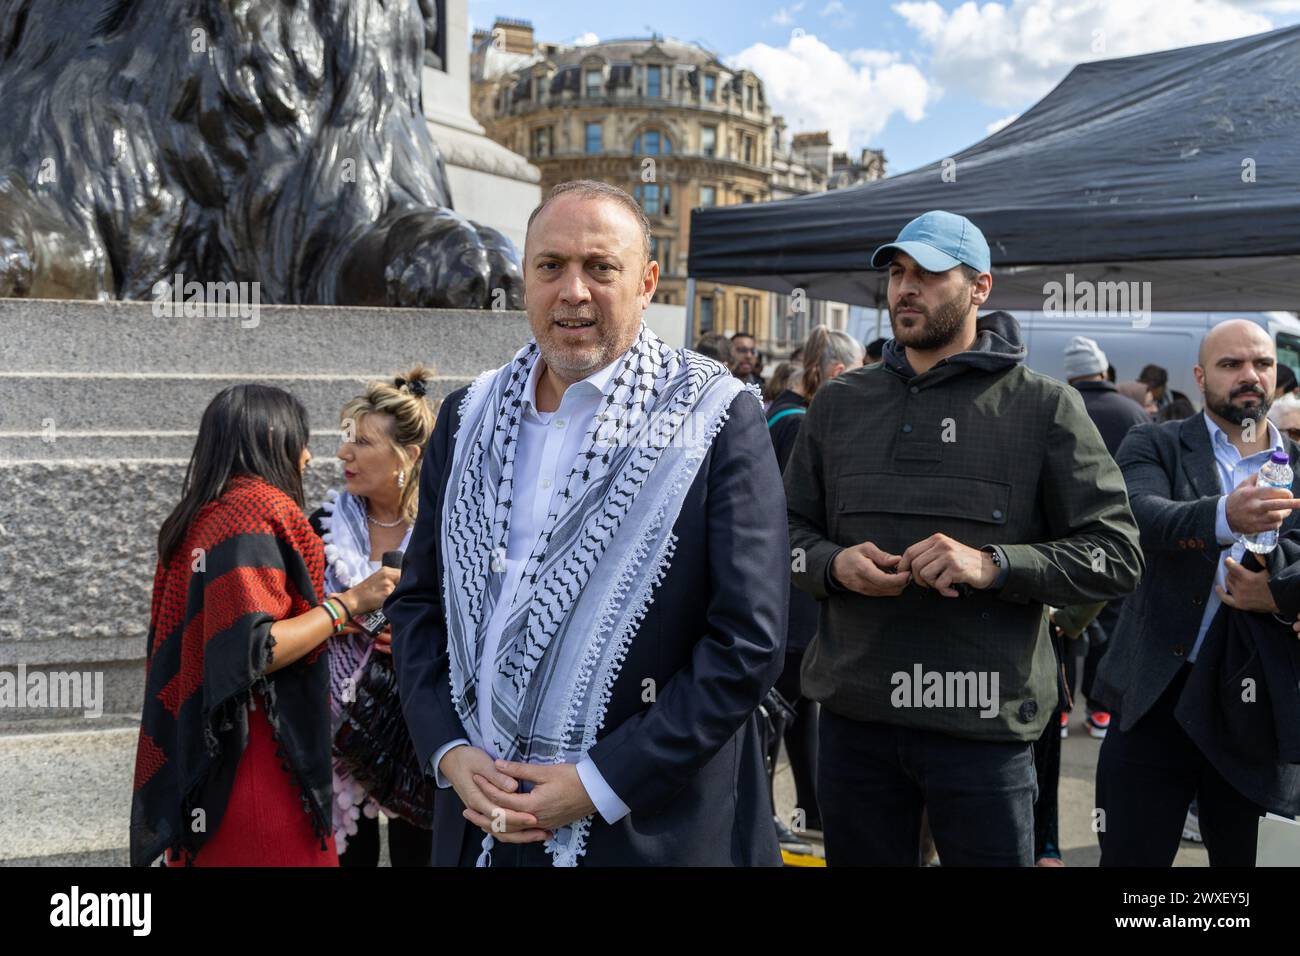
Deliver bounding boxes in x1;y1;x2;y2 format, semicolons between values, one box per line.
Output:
785;312;1144;741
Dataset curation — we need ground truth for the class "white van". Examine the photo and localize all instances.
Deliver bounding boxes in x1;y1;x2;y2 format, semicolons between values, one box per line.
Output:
1011;311;1300;405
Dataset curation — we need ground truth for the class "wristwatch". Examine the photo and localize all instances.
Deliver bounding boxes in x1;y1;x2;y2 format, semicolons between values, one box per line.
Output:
981;545;1008;590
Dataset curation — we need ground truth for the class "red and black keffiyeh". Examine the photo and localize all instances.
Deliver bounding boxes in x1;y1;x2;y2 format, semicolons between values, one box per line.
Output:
130;474;331;866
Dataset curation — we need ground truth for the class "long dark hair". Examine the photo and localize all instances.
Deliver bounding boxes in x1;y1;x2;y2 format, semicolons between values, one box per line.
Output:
158;385;311;563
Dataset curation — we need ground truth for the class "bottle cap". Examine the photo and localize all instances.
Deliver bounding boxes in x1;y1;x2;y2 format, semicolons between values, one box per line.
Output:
1271;450;1290;465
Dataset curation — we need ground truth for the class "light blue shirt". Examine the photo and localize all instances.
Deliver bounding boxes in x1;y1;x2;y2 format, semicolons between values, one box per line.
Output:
1190;412;1284;661
431;352;632;825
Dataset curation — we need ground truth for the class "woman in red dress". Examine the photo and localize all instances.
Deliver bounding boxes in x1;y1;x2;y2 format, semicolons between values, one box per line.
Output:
129;384;399;866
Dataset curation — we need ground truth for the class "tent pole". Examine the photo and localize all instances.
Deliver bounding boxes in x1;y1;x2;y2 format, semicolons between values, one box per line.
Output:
685;277;696;346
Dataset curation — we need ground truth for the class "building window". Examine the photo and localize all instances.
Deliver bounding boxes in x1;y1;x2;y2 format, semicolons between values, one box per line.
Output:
585;121;602;154
742;135;754;164
701;126;716;158
635;183;659;214
634;183;671;216
703;74;716;101
531;126;552;157
742;193;754;204
633;129;671;155
740;297;752;333
646;65;661;97
699;185;716;207
650;236;673;274
744;84;753;111
699;296;714;332
585;69;602;97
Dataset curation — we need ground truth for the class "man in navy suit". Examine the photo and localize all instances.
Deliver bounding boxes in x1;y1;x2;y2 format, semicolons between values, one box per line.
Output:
387;180;788;866
1094;319;1300;865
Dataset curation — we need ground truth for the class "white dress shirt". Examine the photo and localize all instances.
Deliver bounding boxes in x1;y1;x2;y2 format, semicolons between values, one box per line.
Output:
431;352;632;825
1191;412;1285;661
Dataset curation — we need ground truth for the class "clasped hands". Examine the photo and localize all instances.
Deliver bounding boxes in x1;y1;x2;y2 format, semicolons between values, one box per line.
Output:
439;745;597;843
831;534;998;598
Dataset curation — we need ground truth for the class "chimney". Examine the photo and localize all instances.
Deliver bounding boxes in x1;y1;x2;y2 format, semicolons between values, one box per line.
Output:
492;17;536;55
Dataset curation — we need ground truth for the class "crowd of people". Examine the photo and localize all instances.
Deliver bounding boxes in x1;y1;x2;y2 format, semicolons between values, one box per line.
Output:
130;182;1300;867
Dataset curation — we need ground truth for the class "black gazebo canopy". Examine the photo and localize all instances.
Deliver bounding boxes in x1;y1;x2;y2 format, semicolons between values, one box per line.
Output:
687;24;1300;311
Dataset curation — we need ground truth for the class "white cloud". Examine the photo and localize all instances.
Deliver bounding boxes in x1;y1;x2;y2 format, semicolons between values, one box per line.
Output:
571;32;600;47
892;0;1275;108
820;0;857;27
986;112;1021;134
731;34;933;152
768;3;806;27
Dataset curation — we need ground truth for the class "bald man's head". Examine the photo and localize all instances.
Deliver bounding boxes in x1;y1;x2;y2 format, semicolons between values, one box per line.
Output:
1199;319;1273;367
1196;319;1276;428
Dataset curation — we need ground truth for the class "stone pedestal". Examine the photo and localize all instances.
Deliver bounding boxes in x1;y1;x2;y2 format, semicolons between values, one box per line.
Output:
423;0;539;251
0;297;529;698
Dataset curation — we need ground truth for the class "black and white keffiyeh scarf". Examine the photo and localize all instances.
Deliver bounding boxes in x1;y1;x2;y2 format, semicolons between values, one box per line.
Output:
441;323;753;866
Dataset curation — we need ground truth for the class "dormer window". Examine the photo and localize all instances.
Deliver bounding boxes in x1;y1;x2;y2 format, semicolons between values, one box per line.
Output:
703;74;716;101
585;69;602;97
646;65;662;97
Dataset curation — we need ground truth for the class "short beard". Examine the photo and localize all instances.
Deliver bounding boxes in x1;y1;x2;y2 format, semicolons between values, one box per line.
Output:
1206;382;1271;426
890;286;971;351
536;304;628;377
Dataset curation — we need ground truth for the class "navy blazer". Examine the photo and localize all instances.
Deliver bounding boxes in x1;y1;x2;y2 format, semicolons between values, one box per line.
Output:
1094;414;1300;728
387;384;789;866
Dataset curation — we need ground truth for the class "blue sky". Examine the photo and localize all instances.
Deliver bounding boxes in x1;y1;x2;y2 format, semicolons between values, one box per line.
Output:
468;0;1300;175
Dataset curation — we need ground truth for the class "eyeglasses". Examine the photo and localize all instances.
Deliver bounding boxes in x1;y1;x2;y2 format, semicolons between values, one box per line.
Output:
733;346;756;355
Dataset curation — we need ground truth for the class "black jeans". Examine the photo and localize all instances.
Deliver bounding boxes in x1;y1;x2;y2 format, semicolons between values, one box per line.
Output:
817;708;1037;866
1096;664;1265;867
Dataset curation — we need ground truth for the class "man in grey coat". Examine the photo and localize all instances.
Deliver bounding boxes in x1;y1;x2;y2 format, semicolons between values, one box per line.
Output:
784;211;1144;866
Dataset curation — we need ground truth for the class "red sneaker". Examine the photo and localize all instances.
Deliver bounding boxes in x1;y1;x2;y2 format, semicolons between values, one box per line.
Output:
1059;712;1069;739
1086;711;1111;739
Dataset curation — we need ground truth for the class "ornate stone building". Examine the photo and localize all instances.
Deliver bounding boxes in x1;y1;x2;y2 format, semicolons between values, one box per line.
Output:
472;22;785;340
470;20;887;353
831;147;888;190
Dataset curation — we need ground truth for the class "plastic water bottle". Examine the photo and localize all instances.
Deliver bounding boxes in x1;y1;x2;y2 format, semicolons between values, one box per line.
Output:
1244;451;1294;554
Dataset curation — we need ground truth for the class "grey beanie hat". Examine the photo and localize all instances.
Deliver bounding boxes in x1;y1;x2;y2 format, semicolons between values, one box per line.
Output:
1063;335;1107;379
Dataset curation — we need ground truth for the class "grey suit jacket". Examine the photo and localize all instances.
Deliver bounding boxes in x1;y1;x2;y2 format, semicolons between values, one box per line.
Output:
1094;414;1300;729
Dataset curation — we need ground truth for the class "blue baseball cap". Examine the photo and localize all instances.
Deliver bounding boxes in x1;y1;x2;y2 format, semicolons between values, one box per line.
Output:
870;210;991;274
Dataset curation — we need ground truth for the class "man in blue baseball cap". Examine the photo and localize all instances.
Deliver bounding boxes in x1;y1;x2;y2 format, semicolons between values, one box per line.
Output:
783;210;1143;866
869;210;992;362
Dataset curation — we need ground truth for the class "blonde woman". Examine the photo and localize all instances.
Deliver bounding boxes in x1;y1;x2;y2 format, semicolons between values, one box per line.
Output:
308;366;439;866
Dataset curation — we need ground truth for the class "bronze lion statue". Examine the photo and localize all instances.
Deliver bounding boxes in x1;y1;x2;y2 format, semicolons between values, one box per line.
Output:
0;0;523;308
